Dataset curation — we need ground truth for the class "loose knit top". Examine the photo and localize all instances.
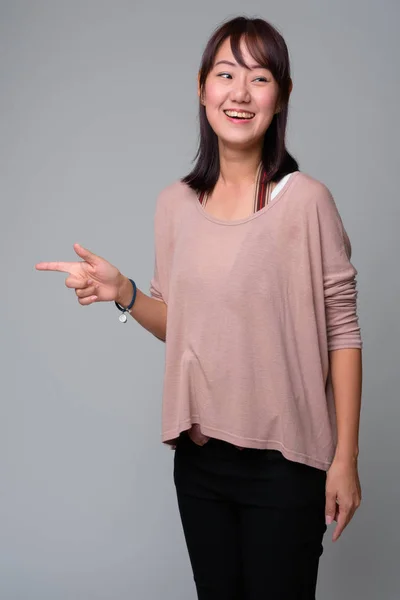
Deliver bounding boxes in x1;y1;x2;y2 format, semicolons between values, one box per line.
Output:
149;170;363;471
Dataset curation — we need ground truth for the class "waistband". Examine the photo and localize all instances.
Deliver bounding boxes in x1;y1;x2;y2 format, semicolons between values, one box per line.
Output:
177;430;285;460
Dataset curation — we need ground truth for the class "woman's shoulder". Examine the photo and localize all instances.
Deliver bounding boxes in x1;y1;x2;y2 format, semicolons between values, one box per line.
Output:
292;170;333;198
290;171;340;214
154;178;194;213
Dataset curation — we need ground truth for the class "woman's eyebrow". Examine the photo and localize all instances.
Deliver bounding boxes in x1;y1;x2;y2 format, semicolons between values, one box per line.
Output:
214;59;268;70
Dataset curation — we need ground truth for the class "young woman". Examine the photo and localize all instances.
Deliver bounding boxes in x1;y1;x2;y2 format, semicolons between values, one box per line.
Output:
36;15;363;600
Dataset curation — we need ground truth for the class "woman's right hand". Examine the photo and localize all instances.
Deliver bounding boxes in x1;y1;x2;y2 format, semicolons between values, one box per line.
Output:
35;243;124;306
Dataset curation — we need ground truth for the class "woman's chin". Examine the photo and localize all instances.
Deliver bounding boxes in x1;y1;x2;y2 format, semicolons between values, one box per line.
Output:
217;133;261;150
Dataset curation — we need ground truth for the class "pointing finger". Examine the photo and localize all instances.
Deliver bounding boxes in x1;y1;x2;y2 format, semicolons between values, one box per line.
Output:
35;261;77;273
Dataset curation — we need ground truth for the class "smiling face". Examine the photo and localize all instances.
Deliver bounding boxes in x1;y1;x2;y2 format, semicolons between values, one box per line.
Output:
198;36;282;150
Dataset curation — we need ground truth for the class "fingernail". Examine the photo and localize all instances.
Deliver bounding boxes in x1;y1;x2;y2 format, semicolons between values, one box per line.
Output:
325;515;333;525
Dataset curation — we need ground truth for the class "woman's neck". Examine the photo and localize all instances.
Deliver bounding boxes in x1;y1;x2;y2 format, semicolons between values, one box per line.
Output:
217;144;262;188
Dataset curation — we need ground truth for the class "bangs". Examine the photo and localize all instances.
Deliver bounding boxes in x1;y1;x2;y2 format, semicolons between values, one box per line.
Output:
230;32;271;71
228;29;285;82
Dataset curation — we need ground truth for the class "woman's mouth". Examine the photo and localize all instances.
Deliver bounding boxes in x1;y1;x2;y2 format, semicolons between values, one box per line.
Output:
223;109;255;123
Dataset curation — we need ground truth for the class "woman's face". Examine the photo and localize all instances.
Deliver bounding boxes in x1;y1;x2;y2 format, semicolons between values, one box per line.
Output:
199;37;282;150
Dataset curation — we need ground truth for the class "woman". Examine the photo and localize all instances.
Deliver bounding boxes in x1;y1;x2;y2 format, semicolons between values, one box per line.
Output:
36;15;363;600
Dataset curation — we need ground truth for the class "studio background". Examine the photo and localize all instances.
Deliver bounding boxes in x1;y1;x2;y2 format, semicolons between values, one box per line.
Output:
1;1;399;598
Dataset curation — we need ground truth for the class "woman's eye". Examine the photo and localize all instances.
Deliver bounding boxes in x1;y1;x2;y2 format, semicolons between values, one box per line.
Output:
217;73;268;82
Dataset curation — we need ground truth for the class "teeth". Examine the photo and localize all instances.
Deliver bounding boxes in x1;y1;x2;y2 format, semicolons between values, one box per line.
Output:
224;110;255;119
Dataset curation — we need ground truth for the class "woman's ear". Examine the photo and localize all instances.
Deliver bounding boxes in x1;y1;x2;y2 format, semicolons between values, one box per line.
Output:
198;71;205;105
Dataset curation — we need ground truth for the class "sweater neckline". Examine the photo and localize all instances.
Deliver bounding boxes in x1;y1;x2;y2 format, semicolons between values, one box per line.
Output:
194;170;300;226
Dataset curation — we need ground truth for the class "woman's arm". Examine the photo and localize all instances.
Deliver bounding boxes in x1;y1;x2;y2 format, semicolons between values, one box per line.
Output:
116;274;167;342
329;347;363;463
310;183;363;541
325;347;363;542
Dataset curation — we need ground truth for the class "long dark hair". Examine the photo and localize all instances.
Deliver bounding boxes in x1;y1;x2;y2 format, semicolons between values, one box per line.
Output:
181;15;299;194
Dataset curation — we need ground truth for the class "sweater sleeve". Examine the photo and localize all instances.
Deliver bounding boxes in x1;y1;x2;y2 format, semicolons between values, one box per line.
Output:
314;185;363;351
149;188;172;304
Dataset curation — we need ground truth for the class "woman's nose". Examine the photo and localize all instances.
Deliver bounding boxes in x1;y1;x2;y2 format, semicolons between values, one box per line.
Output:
229;81;251;103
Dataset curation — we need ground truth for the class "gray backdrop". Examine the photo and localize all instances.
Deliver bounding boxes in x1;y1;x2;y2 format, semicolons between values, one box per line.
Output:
1;1;399;598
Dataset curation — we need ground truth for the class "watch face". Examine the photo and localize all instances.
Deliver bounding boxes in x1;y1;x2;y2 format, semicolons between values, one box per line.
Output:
119;313;127;323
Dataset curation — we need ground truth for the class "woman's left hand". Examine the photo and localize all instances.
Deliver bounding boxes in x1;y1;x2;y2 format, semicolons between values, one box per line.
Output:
325;456;362;542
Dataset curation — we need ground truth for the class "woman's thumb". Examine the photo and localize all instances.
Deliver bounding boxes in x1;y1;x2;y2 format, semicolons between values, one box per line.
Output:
325;490;337;525
73;243;97;264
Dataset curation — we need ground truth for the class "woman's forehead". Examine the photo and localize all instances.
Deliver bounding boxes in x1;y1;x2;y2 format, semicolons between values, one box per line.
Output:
213;36;266;70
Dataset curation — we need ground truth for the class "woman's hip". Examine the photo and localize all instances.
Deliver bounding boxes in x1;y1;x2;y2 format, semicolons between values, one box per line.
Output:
173;430;327;509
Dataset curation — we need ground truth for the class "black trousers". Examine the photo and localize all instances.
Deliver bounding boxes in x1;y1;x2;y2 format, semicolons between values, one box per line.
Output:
173;431;327;600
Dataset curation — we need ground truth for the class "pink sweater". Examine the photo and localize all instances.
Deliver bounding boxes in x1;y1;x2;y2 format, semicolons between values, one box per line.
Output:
149;170;362;471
